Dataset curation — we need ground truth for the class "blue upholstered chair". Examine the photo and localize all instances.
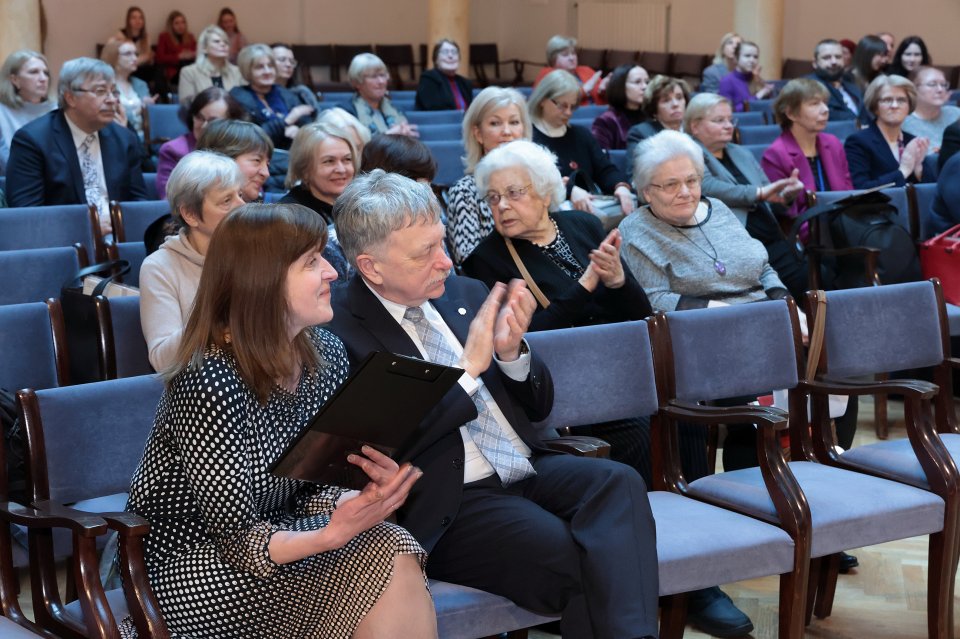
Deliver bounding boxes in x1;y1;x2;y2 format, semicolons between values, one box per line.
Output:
109;200;171;245
802;281;960;627
526;322;805;639
743;144;767;163
105;241;146;288
145;103;188;146
653;299;952;637
17;375;168;638
0;246;85;307
140;173;159;201
909;182;940;242
416;123;463;142
608;149;627;175
734;111;766;127
427;140;466;187
0;300;69;391
737;123;782;146
89;295;153;380
406;110;464;126
0;204;104;263
745;98;774;116
822;120;858;141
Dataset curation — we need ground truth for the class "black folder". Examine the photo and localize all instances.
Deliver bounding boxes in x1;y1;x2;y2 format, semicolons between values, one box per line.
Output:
271;350;462;490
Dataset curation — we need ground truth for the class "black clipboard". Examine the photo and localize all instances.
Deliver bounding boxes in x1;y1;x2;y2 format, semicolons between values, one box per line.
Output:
270;351;462;490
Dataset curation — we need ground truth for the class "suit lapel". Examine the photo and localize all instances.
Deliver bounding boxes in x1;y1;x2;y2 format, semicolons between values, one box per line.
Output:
429;277;476;346
51;112;85;202
345;275;422;358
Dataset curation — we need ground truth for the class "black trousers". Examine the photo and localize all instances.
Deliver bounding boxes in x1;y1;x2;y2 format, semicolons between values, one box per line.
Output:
425;454;659;639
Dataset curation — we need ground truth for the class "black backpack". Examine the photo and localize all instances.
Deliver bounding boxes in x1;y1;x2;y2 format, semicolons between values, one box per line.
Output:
790;189;921;289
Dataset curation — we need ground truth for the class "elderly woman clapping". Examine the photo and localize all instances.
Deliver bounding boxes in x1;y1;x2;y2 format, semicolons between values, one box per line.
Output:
343;53;417;138
463;140;650;329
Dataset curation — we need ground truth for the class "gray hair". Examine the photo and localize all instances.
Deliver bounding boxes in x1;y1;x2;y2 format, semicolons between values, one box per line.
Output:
683;92;732;131
474;140;566;212
632;130;705;191
236;44;274;83
863;73;918;115
545;35;577;66
348;53;387;85
528;69;581;121
0;49;50;109
286;122;358;189
316;107;371;149
196;25;230;73
166;151;243;226
58;57;115;109
334;169;442;266
462;86;532;173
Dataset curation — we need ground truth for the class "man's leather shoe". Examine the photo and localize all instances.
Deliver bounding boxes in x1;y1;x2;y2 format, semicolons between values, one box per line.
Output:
687;586;754;638
839;551;859;574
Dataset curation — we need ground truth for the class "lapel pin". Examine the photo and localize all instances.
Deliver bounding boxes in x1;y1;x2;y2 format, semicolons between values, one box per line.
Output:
458;307;467;315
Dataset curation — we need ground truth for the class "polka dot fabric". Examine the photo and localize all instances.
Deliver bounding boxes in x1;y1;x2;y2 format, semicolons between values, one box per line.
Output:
120;328;425;638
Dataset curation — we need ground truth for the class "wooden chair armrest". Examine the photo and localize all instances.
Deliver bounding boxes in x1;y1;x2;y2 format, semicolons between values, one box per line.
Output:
0;500;107;537
663;401;788;431
804;378;937;399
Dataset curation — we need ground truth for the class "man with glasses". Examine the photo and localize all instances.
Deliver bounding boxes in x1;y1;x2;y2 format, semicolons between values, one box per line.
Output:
807;39;866;124
7;57;146;233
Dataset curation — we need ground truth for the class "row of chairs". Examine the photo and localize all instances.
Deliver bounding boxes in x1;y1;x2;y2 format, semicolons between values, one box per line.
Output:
1;280;957;637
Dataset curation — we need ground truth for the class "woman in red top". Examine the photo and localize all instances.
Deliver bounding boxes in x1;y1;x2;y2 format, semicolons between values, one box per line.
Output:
156;10;196;85
533;35;606;105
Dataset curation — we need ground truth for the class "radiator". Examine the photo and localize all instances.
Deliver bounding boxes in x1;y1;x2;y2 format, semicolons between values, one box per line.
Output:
575;0;671;52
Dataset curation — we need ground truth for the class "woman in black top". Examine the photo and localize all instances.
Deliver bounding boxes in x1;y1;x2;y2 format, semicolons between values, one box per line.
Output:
415;40;473;112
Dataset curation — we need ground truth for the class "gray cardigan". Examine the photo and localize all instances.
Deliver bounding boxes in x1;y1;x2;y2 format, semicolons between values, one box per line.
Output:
699;141;770;226
619;197;786;312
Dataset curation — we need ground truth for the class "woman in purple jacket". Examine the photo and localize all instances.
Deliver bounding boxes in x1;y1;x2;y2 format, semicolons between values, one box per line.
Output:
761;78;854;242
718;41;773;112
591;64;649;150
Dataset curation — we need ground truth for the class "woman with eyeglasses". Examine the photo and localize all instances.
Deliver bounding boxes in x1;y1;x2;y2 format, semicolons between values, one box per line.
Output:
342;53;416;137
272;43;320;112
155;86;245;198
761;78;853;240
530;69;634;216
844;74;930;189
415;39;473;112
685;93;808;300
100;40;156;144
177;25;243;105
902;66;958;151
624;75;690;176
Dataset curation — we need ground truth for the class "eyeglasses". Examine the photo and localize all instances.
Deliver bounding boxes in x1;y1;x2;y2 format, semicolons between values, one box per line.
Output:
878;96;909;107
275;56;297;65
73;86;120;100
483;183;534;207
708;117;738;127
549;98;579;114
648;176;702;196
192;113;221;126
921;81;950;90
363;72;389;81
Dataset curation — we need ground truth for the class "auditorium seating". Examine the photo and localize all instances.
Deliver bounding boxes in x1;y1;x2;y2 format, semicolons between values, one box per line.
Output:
0;204;105;263
0;246;85;307
0;300;69;391
110;200;171;244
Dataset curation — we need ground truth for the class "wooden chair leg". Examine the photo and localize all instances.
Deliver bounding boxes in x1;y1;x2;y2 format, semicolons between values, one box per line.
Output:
926;528;956;639
658;593;688;639
813;553;839;619
874;373;890;439
804;557;821;625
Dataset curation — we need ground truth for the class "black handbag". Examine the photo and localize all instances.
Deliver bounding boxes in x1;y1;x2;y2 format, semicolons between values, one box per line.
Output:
60;261;132;384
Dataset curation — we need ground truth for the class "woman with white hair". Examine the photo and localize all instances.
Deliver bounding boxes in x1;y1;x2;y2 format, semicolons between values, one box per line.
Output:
230;43;315;149
139;150;244;371
532;35;605;105
446;86;531;265
530;69;634;216
0;49;55;174
178;25;243;104
342;53;416;137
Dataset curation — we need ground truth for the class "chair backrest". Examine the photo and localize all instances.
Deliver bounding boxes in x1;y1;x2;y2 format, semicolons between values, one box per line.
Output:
577;48;606;72
0;204;101;261
0;301;68;391
781;58;811;79
111;200;171;244
291;44;335;89
818;281;945;378
735;111;766;127
639;51;671;75
525;321;657;432
608;149;627;174
333;44;374;82
97;295;152;380
469;43;501;85
140;172;159;201
823;120;857;141
743;144;768;163
0;246;83;306
737;124;782;146
670;53;710;78
375;44;416;87
605;49;639;70
426;140;466;186
145;104;187;147
575;104;606;121
745;99;774;115
416;123;463;142
910;183;939;241
20;375;164;505
406;110;464;126
106;241;147;288
660;301;800;401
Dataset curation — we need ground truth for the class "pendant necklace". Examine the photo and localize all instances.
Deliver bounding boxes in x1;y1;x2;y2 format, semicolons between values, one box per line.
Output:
675;220;726;276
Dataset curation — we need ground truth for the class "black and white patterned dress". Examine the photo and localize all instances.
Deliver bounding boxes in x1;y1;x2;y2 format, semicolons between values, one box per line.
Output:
121;328;425;638
446;174;495;266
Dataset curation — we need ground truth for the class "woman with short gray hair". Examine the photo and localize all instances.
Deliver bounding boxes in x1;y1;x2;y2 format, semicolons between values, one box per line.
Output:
229;43;315;150
140;150;244;370
445;87;531;265
343;53;416;137
530;69;634;216
0;49;54;174
532;34;605;105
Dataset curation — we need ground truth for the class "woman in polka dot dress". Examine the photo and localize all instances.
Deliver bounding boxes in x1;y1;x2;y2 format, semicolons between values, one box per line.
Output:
122;202;436;639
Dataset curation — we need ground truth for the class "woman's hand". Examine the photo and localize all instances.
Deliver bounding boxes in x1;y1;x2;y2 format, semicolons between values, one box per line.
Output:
589;228;626;289
323;446;422;549
899;136;929;179
113;103;128;128
144;93;159;107
614;185;636;214
386;122;420;138
284;124;300;140
759;169;804;205
570;185;597;214
285;104;315;125
582;69;603;95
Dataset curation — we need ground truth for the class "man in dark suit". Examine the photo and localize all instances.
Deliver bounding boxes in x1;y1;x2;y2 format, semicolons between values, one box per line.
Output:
328;170;659;639
6;57;147;234
807;39;866;124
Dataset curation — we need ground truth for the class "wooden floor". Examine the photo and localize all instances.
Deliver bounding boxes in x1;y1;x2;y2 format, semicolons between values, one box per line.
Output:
18;397;959;638
532;396;960;639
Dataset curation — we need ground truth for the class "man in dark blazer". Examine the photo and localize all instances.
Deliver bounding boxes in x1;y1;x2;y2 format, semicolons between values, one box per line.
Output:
807;39;866;124
328;170;659;639
6;57;147;233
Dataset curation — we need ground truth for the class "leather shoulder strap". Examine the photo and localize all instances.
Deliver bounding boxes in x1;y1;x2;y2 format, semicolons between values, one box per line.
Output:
504;237;551;309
